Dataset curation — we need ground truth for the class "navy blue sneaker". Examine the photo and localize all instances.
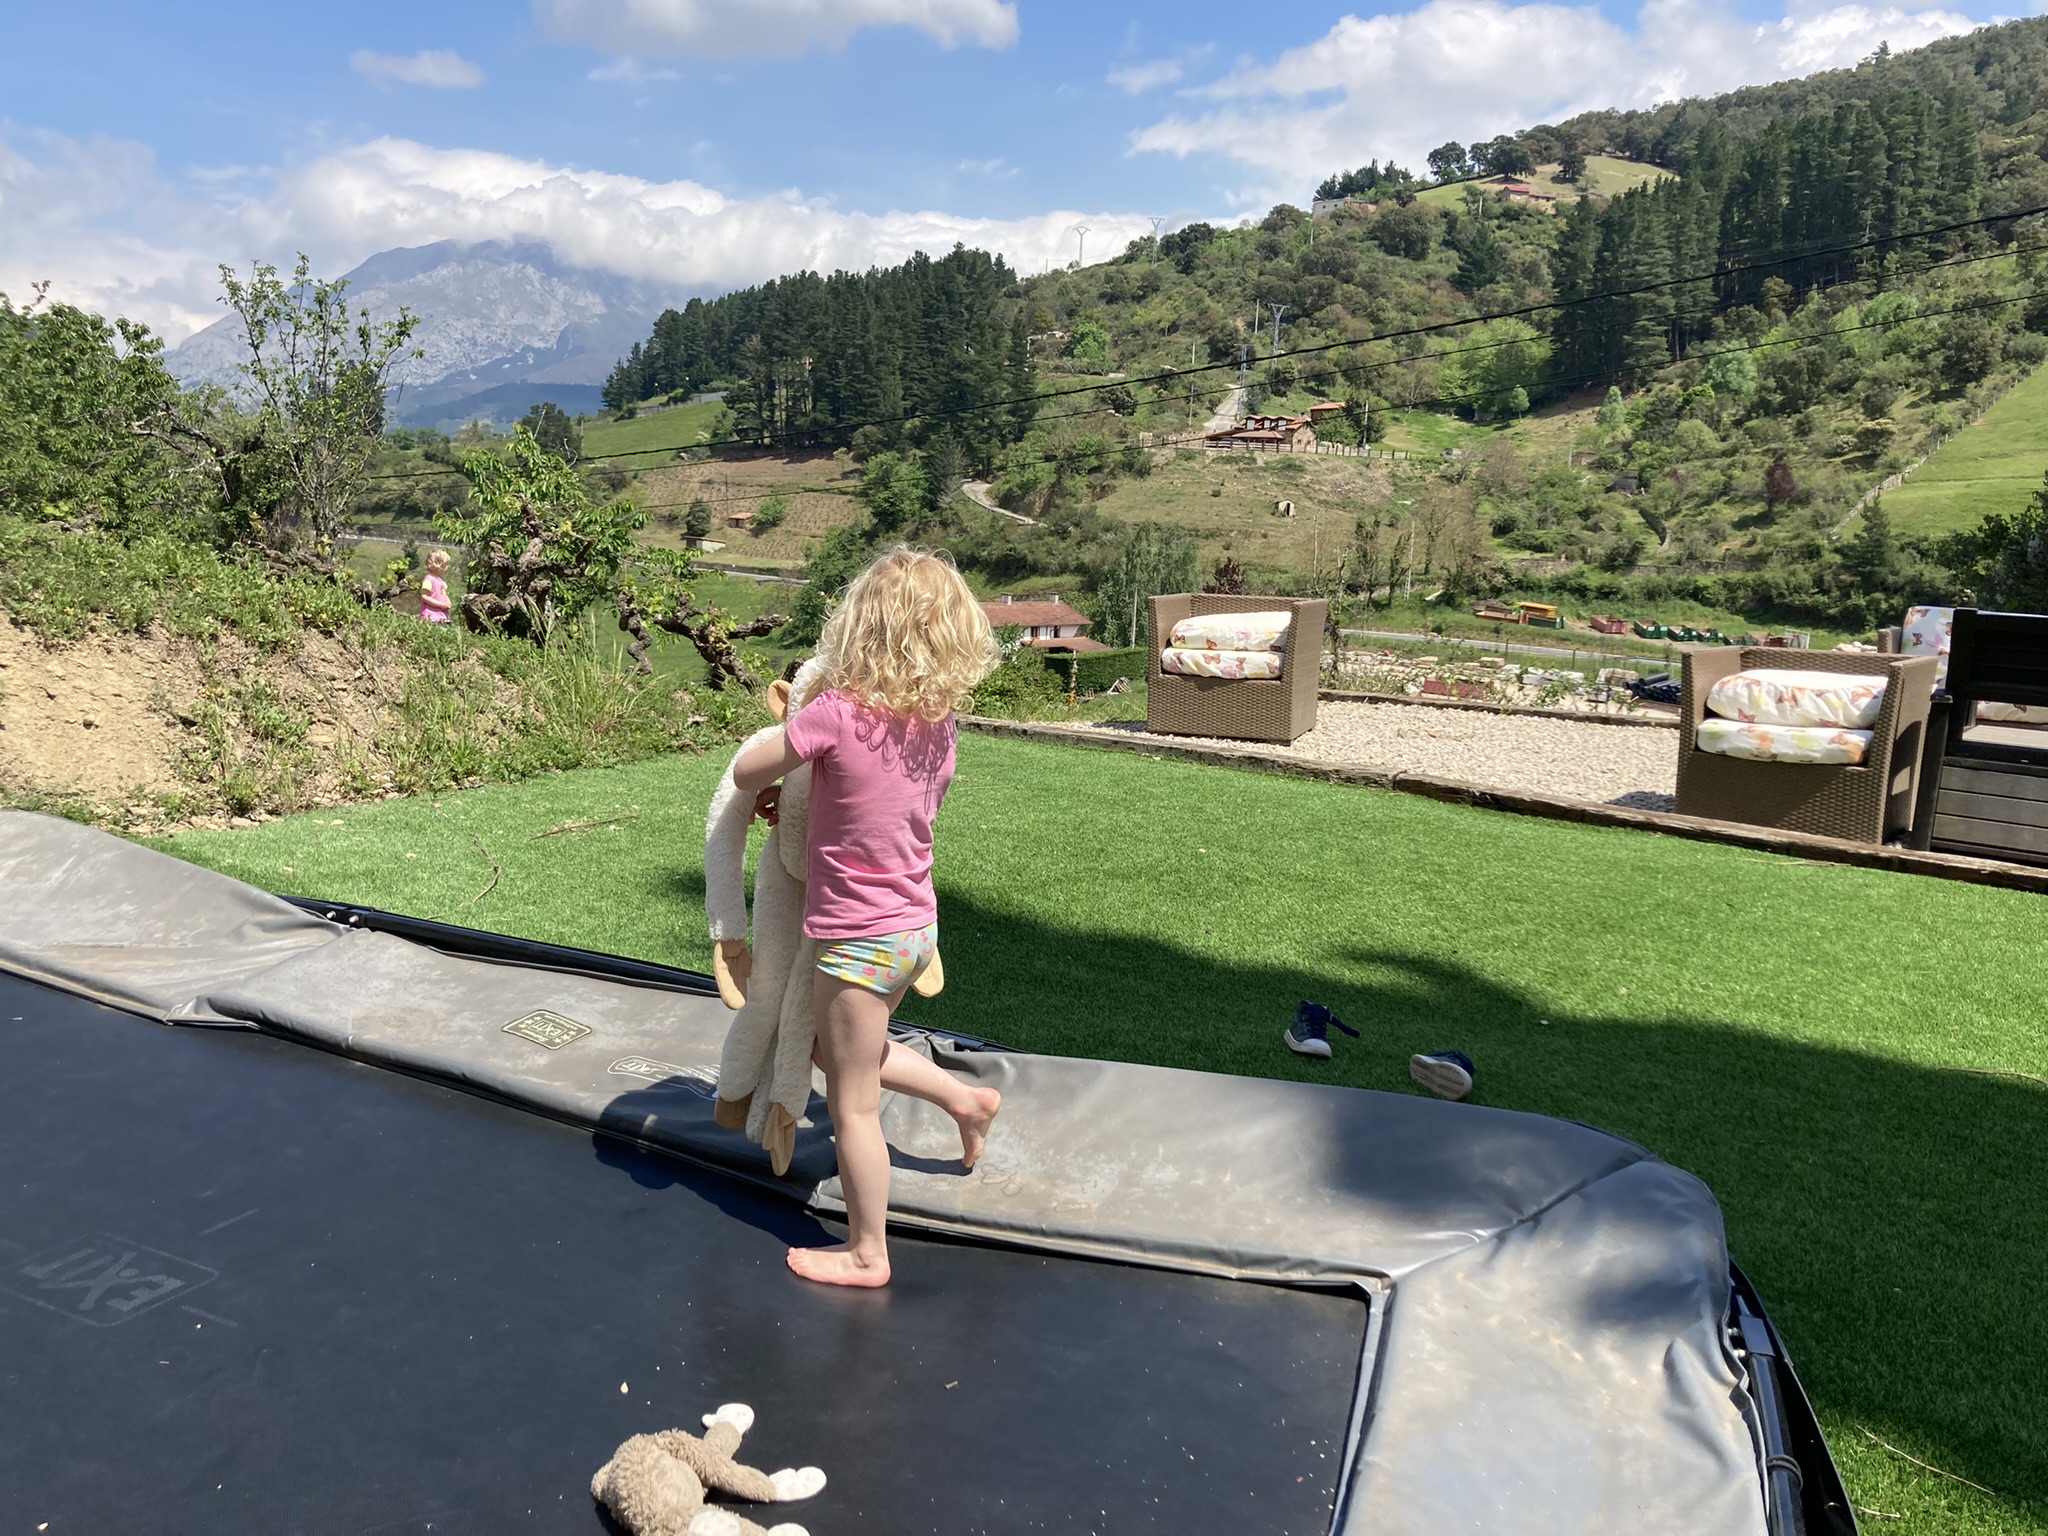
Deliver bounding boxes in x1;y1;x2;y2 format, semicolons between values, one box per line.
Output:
1285;1001;1359;1060
1409;1050;1475;1101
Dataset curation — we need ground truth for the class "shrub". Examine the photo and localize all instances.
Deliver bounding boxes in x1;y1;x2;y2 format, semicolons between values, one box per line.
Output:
968;641;1064;718
1040;647;1147;692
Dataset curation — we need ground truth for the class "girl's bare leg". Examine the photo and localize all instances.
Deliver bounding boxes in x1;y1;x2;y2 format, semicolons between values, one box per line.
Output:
790;972;896;1288
790;973;1003;1288
877;1041;1001;1169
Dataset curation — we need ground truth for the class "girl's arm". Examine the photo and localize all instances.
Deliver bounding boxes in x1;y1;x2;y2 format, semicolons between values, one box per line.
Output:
733;726;805;794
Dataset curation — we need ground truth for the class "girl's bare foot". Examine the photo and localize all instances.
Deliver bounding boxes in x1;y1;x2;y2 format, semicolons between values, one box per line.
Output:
787;1242;891;1288
955;1087;1002;1170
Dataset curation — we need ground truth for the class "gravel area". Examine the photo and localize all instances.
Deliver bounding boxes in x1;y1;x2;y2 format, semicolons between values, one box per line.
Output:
1062;699;1680;810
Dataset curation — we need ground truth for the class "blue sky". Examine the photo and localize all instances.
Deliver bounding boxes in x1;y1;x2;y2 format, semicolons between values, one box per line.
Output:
0;0;2006;337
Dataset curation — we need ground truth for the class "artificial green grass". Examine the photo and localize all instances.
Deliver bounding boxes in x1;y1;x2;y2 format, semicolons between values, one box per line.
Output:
151;736;2047;1532
1884;364;2048;537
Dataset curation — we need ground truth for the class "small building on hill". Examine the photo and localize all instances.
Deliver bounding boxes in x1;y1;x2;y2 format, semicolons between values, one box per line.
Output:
1206;412;1317;451
1484;177;1559;209
980;595;1108;652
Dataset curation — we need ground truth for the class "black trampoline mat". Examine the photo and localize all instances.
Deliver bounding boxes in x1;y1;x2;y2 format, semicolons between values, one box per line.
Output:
0;974;1364;1536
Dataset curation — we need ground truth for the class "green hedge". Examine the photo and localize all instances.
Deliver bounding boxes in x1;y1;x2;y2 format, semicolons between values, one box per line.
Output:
1039;646;1147;691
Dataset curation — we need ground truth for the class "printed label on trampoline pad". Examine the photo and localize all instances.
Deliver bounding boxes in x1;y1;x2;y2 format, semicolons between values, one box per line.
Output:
503;1010;591;1049
608;1056;718;1096
5;1234;217;1326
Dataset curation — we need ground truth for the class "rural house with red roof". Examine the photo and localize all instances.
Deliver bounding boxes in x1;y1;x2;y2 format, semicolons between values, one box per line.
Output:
979;595;1109;653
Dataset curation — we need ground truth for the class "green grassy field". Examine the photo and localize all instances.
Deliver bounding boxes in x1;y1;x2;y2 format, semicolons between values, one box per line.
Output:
582;400;725;464
1882;364;2048;537
152;736;2047;1533
1414;156;1665;210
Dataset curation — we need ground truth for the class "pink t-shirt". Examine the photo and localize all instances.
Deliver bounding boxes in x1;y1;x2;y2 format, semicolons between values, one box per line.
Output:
420;574;451;623
783;690;956;940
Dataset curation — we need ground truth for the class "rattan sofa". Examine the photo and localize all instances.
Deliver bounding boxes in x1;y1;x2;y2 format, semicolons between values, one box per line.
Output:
1676;647;1938;843
1146;594;1326;744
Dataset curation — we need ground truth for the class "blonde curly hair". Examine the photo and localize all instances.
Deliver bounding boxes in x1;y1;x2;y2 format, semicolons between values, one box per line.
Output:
818;546;999;721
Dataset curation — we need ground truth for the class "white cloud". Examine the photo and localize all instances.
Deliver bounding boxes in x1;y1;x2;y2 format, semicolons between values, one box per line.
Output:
1132;0;1977;194
0;128;1149;341
587;57;683;81
956;156;1018;176
349;48;488;90
1107;58;1184;94
535;0;1018;59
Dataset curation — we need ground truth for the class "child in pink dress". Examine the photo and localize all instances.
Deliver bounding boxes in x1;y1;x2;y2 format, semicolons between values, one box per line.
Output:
732;546;1002;1288
419;550;453;624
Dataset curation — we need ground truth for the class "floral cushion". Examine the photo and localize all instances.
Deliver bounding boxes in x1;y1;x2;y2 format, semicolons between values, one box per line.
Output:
1705;668;1889;729
1695;718;1872;765
1167;611;1294;652
1160;647;1286;680
1899;605;1953;687
1978;701;2048;725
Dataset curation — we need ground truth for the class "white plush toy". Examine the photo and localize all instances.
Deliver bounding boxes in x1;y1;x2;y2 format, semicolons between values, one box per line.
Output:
703;657;943;1174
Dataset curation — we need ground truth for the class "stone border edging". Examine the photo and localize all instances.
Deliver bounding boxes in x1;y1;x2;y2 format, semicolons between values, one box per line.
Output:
1319;689;1679;729
958;716;2048;896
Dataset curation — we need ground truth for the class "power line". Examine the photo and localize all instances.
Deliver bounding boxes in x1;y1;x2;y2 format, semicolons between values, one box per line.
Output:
357;200;2048;486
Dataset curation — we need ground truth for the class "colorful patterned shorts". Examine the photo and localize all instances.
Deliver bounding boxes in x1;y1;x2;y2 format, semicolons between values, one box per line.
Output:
815;924;937;996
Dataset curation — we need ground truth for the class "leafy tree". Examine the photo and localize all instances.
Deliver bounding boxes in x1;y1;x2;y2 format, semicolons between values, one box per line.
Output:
1473;136;1534;176
684;498;713;539
1559;146;1588;183
1941;315;2002;387
1442;320;1548;418
1841;500;1900;590
1203;556;1249;595
752;492;789;530
0;285;193;539
1449;216;1506;294
1936;475;2048;611
1368;202;1436;260
1100;383;1138;416
1088;524;1199;648
517;401;582;463
1426;142;1470;181
217;254;420;553
1763;458;1799;510
438;425;637;641
989;433;1058;518
1159;223;1216;274
1596;386;1628;435
614;547;786;690
1698;346;1758;401
860;451;932;536
784;521;873;646
1067;319;1112;374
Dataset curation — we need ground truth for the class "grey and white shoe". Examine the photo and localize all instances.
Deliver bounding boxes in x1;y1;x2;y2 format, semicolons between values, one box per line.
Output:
1409;1050;1475;1101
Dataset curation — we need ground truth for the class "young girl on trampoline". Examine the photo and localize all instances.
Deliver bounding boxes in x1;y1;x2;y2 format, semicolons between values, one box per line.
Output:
731;546;1003;1288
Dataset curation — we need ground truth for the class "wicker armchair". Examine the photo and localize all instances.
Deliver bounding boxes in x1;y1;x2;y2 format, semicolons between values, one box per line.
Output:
1676;648;1937;844
1147;594;1326;744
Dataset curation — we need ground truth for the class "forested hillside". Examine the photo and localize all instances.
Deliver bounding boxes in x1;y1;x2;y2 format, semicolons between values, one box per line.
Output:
600;246;1034;465
589;18;2048;633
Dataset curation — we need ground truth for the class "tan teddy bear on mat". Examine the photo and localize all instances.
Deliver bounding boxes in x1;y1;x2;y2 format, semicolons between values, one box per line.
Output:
703;656;943;1174
591;1402;826;1536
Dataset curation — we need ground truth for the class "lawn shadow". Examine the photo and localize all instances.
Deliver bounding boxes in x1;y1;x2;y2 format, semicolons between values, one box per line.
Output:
903;887;2048;1513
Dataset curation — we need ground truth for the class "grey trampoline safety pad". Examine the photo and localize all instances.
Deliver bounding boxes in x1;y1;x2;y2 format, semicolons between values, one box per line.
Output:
0;811;1772;1535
